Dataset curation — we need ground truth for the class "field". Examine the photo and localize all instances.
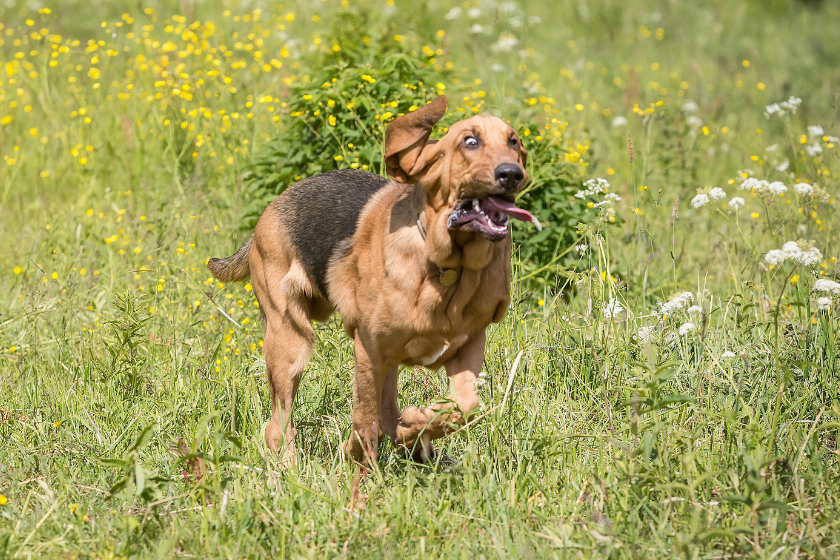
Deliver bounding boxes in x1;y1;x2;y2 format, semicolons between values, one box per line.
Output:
2;0;840;557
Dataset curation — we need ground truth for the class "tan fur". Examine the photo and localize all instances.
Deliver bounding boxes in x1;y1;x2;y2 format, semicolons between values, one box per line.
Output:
208;97;528;463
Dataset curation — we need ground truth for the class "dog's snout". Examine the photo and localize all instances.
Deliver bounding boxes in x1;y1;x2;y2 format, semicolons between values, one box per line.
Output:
494;163;524;191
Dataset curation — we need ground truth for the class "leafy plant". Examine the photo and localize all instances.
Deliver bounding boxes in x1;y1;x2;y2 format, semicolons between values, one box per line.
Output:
98;424;169;504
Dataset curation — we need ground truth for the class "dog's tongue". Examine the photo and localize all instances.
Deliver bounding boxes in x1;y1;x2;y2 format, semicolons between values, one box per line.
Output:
485;196;542;230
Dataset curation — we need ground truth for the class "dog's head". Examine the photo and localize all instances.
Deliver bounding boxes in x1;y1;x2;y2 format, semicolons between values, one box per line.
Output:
384;97;537;242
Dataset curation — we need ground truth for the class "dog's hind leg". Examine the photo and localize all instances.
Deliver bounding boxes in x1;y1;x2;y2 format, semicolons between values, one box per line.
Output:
261;261;321;467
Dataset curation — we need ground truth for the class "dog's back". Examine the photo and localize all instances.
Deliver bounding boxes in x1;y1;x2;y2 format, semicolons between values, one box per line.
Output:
276;169;390;297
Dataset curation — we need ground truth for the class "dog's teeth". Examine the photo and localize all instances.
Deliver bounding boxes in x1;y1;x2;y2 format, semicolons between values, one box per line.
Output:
472;199;480;211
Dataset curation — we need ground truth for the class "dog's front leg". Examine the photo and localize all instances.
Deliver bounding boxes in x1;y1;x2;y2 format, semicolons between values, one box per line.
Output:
346;332;392;464
396;331;485;461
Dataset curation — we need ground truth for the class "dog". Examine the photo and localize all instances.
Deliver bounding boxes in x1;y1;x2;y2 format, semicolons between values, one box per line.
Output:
208;96;538;463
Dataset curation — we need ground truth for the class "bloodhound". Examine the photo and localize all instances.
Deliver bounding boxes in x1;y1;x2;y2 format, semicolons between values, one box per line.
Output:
208;97;538;463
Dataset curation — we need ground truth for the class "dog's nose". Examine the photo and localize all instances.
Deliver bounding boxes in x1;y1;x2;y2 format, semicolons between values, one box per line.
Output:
494;163;524;191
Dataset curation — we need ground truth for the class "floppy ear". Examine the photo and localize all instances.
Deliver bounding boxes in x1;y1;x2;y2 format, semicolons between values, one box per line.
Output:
384;96;447;183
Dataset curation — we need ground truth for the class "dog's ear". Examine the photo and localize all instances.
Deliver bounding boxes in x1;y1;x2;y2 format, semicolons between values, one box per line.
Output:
384;97;447;183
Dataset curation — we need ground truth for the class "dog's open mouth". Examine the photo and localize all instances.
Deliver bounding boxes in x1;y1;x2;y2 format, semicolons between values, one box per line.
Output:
447;196;542;241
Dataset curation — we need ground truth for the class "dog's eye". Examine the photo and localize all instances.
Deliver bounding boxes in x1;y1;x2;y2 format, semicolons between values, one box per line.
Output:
509;137;519;149
463;136;480;149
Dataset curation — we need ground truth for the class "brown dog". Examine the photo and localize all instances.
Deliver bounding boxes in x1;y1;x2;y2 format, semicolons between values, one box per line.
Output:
208;97;537;463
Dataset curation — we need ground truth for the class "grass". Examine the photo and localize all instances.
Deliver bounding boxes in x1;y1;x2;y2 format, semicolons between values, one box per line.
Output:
1;0;840;557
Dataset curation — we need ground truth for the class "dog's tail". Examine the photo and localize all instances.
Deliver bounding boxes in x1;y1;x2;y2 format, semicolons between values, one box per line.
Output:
207;238;252;282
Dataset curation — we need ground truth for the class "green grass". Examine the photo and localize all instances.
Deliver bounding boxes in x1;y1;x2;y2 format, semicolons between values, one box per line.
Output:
2;0;840;558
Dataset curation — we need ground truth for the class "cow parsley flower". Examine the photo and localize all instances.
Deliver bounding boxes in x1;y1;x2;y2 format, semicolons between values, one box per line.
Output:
444;7;462;19
602;298;624;320
687;305;703;315
470;24;485;34
767;181;788;195
468;7;482;18
708;187;727;200
765;249;787;266
691;193;710;208
637;326;656;342
728;197;745;210
660;292;694;317
679;322;695;336
767;240;823;267
611;116;628;128
794;182;814;196
686;115;703;128
721;350;737;360
775;160;790;171
817;297;832;311
807;125;824;137
806;144;823;157
576;178;610;198
682;101;698;113
492;33;519;53
814;279;840;294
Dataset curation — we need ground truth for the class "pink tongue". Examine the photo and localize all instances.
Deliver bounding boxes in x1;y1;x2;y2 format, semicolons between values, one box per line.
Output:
484;196;536;222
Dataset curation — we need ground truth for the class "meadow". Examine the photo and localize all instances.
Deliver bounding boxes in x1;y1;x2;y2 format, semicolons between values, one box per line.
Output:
1;0;840;557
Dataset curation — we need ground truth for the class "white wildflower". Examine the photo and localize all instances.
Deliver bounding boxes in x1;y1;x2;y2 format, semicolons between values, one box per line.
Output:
499;2;520;14
740;177;769;194
468;7;482;18
817;297;832;311
767;181;788;195
576;178;610;198
806;144;823;157
637;326;656;342
686;115;703;128
768;240;823;267
780;96;802;111
775;160;790;171
475;370;488;389
765;103;782;115
528;15;541;24
728;197;745;210
765;249;787;266
602;298;624;320
660;292;694;317
679;322;695;336
721;350;736;360
794;182;814;196
814;279;840;294
765;144;778;152
691;193;710;208
682;101;698;113
708;187;726;200
807;125;824;137
444;7;462;20
611;116;628;128
492;33;519;53
828;136;840;143
687;305;703;315
470;24;485;34
604;193;622;201
490;63;505;72
509;16;522;27
576;244;588;253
